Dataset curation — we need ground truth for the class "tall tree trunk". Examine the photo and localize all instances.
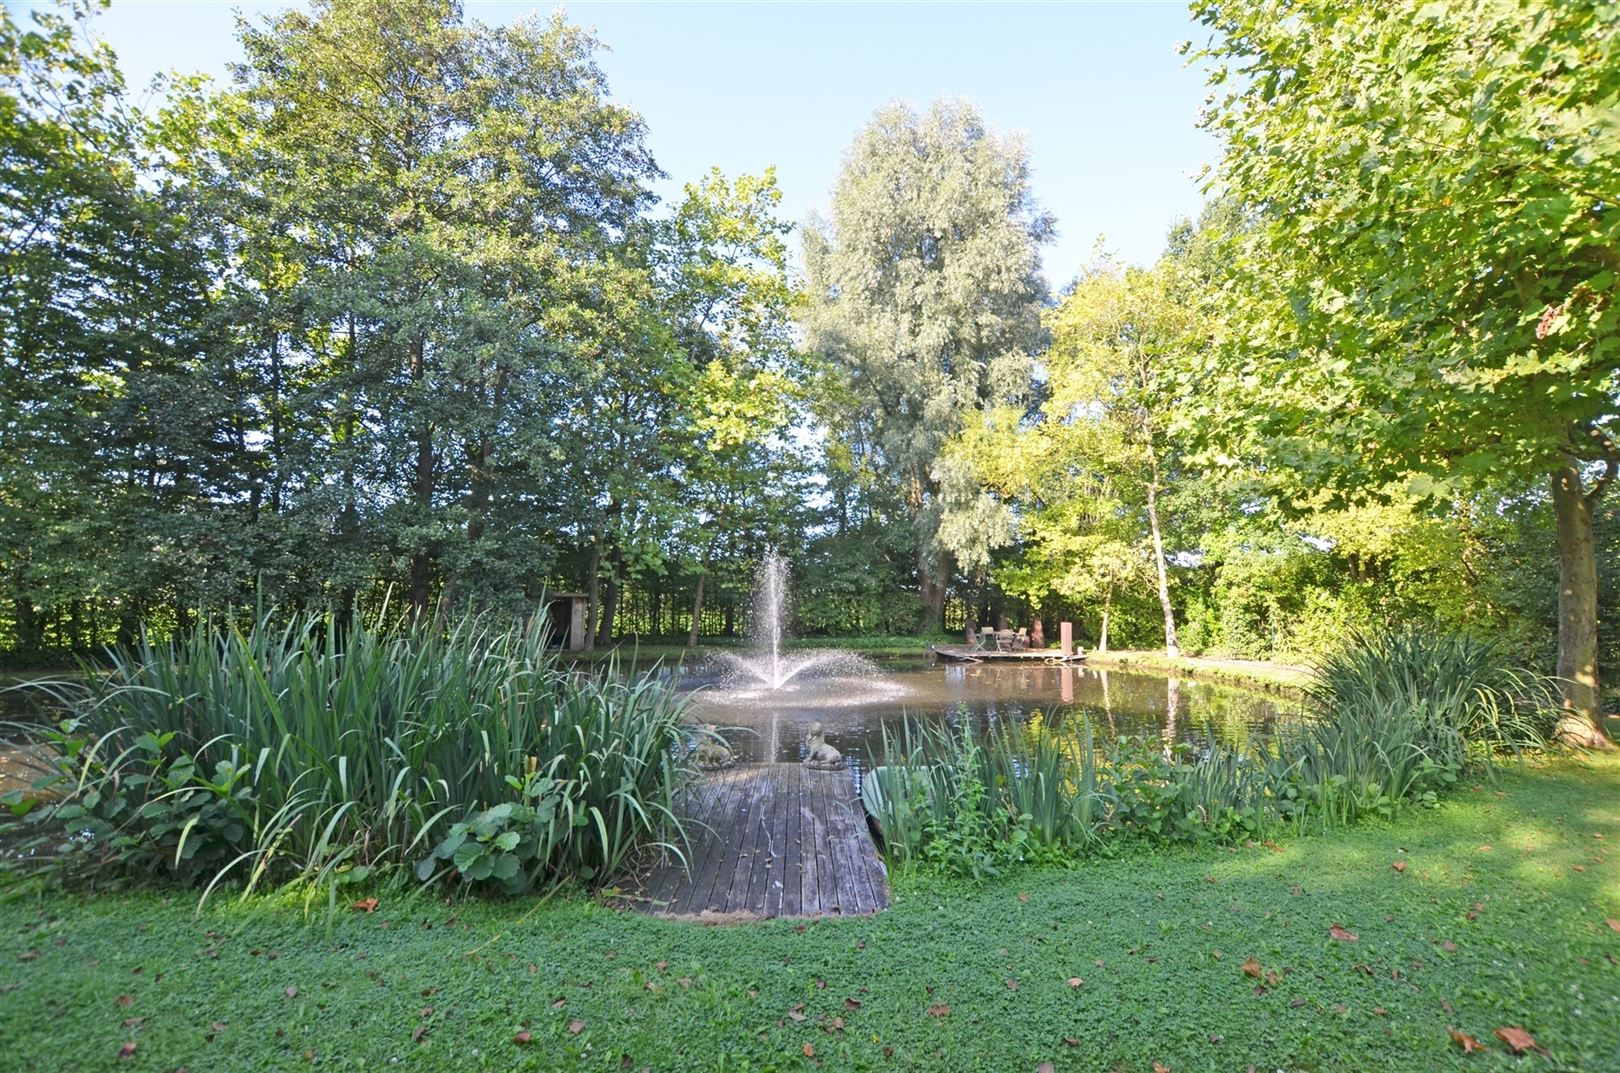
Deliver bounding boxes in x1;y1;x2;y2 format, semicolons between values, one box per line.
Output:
1145;454;1179;658
337;313;359;628
595;545;621;648
687;570;705;648
1100;582;1112;653
408;336;434;619
1550;461;1613;747
917;548;947;635
269;332;284;514
584;541;601;653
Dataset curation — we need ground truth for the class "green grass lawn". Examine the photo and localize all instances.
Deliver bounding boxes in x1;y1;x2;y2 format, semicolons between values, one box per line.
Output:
3;755;1616;1072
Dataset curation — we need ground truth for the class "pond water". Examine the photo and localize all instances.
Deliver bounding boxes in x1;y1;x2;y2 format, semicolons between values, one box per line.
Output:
682;655;1300;785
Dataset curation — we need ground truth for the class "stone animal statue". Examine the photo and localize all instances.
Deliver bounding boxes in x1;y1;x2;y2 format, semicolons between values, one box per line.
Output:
692;725;736;771
802;722;845;771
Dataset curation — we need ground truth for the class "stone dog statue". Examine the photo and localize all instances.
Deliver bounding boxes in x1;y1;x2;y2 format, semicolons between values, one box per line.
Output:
692;724;736;771
801;722;845;771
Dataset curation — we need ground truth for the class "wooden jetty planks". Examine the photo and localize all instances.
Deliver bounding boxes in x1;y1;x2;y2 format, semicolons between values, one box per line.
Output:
931;643;1087;663
625;762;886;918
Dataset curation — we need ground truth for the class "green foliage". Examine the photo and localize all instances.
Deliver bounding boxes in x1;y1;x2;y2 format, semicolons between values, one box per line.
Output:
868;715;1105;876
801;99;1052;632
1;610;691;898
869;630;1558;873
1308;629;1556;756
1190;0;1620;737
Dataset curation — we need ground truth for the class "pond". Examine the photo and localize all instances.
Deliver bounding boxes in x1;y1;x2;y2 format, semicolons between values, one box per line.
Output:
681;654;1300;786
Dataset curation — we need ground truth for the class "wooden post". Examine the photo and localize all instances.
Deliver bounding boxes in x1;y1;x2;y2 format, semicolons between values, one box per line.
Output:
1060;621;1073;658
569;597;587;652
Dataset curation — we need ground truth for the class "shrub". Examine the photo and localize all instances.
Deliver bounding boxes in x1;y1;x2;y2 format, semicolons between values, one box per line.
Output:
1;611;692;899
867;629;1559;875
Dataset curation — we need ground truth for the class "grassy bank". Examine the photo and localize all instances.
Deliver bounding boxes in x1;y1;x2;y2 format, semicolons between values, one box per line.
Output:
3;753;1615;1072
1085;649;1315;695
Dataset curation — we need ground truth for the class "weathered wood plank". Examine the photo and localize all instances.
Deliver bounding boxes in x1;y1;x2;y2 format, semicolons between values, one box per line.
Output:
807;769;840;913
678;768;747;914
781;762;802;917
624;762;886;918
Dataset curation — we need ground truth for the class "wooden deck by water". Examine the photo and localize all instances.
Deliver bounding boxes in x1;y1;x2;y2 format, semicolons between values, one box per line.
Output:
617;763;888;918
931;643;1087;663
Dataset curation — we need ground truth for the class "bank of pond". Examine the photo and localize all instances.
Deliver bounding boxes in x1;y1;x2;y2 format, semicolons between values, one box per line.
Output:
0;614;1559;900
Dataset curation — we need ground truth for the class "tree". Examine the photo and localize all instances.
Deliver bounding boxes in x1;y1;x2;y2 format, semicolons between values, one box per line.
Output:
227;0;659;619
801;99;1052;633
1192;0;1619;744
659;170;805;646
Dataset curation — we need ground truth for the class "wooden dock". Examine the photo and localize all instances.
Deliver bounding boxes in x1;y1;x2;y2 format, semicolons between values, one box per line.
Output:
930;644;1086;664
616;763;888;918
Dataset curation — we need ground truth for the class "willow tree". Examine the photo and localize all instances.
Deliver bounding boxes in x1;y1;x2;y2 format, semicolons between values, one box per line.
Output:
801;100;1051;633
1193;0;1618;744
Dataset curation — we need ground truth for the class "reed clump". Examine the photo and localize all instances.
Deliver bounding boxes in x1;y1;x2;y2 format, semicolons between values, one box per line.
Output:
1;610;690;901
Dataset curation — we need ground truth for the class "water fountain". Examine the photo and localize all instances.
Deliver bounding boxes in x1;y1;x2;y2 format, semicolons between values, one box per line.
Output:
695;549;907;763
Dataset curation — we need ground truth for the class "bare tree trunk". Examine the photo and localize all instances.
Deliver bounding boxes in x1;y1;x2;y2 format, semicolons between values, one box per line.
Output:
1145;454;1179;658
1100;582;1112;653
1551;461;1613;747
408;336;434;619
916;544;948;635
595;545;622;648
584;541;601;653
687;570;705;648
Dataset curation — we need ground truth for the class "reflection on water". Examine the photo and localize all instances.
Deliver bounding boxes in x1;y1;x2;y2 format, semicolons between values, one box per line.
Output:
682;657;1297;783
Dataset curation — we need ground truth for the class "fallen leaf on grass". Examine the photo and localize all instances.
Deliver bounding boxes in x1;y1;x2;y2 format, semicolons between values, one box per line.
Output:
1493;1027;1541;1055
927;1004;950;1018
117;1042;136;1060
115;994;134;1008
18;951;39;962
412;1026;428;1043
1037;1063;1055;1073
1154;1063;1171;1073
1329;924;1358;942
284;985;298;998
1442;940;1457;952
1606;918;1620;933
1066;977;1083;988
350;897;379;912
802;1043;815;1057
843;997;861;1010
1017;892;1029;903
513;1030;533;1045
787;1005;807;1023
1242;957;1262;979
1448;1029;1487;1053
1063;1037;1080;1047
1392;861;1407;873
1005;978;1019;991
568;1019;585;1035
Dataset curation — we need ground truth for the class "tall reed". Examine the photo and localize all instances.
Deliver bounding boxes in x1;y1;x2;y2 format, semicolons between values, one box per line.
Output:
1;610;691;897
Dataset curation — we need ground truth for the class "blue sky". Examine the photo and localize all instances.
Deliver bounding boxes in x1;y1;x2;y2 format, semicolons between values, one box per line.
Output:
60;0;1218;285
